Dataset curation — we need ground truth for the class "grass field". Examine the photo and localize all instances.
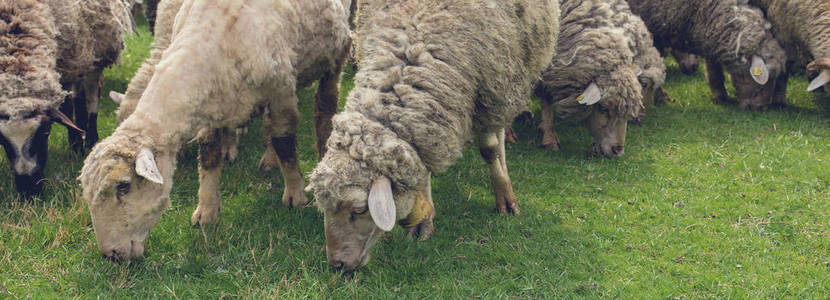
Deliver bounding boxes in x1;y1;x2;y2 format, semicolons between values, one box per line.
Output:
3;19;830;298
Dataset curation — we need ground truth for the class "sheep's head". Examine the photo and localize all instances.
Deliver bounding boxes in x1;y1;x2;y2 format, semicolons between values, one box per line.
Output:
727;38;786;110
307;112;428;271
0;99;81;197
555;69;643;158
80;139;173;262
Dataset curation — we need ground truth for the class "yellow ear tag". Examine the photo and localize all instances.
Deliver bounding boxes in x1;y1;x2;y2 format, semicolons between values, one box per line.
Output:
752;66;764;76
577;94;585;101
399;191;434;228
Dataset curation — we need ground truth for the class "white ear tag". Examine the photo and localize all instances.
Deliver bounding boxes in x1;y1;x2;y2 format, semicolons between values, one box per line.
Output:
136;147;164;184
750;55;769;85
368;176;396;231
578;82;602;105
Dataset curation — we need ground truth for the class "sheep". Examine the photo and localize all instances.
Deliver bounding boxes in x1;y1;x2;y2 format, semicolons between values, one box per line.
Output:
79;0;352;261
744;0;830;96
626;0;787;110
306;0;559;271
112;0;327;202
532;0;653;157
0;0;130;197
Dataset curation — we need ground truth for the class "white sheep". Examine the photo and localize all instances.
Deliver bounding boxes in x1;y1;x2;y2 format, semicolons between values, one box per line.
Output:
0;0;130;196
533;0;662;157
306;0;560;271
79;0;352;261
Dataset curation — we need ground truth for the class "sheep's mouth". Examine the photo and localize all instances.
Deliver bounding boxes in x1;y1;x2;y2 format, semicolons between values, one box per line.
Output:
590;142;624;158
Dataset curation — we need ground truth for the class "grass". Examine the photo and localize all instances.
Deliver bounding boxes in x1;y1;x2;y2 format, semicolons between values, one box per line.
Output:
3;19;830;298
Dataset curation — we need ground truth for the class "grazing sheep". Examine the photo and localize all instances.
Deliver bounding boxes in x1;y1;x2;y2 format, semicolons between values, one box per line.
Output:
534;0;650;157
745;0;830;96
112;0;329;199
0;0;130;197
306;0;559;271
626;0;787;110
79;0;351;261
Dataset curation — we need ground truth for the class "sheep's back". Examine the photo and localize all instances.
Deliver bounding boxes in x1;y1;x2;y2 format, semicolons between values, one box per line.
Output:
50;0;130;83
751;0;830;62
347;0;559;173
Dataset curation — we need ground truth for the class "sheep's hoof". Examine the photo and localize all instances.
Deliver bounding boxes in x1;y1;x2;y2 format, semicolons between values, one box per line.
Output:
282;185;308;208
224;144;238;162
505;127;518;143
495;192;520;215
541;136;560;151
191;205;220;226
257;153;279;173
406;217;434;241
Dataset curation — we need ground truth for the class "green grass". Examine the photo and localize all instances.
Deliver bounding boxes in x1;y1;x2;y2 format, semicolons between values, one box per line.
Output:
3;20;830;298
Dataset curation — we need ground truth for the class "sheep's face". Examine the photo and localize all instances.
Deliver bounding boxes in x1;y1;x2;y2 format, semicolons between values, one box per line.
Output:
729;39;786;110
311;155;422;271
318;175;418;271
586;103;628;158
82;146;171;262
0;101;80;197
321;186;384;271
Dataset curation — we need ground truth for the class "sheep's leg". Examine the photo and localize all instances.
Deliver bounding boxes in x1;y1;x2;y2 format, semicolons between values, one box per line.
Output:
479;129;519;215
257;107;280;173
222;128;240;161
314;68;342;161
705;59;729;104
192;128;225;225
82;69;103;149
268;95;307;208
61;82;84;154
538;99;560;150
772;62;791;107
504;126;518;143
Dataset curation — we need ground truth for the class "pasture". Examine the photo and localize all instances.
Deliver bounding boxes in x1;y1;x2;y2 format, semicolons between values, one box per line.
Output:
2;19;830;298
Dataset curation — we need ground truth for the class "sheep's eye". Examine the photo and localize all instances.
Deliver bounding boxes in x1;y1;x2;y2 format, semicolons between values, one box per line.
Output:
116;182;131;197
0;114;9;121
351;206;368;215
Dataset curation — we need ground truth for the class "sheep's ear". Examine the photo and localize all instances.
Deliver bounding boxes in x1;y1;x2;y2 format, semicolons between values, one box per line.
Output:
368;176;395;231
578;82;602;105
808;70;830;92
47;108;85;136
750;55;769;85
631;64;643;77
109;91;124;105
136;147;164;184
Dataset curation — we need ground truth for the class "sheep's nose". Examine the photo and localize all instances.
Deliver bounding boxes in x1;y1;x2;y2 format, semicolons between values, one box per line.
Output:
331;260;345;269
611;145;624;156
